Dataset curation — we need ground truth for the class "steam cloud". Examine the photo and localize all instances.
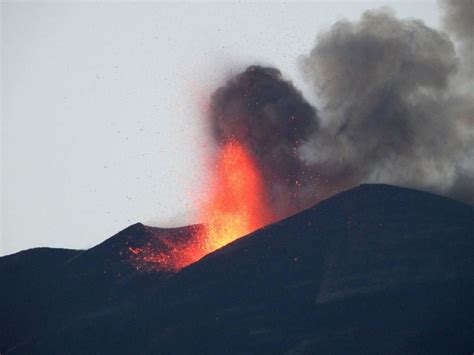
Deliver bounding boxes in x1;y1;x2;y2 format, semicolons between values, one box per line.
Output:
208;3;474;214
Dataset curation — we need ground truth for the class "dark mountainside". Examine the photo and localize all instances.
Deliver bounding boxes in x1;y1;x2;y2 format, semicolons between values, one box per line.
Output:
1;184;473;354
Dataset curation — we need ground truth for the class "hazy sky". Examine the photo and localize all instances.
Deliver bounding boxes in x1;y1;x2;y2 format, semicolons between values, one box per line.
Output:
1;1;440;255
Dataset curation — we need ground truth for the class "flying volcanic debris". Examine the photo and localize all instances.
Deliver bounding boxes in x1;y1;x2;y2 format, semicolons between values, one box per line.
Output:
128;2;473;272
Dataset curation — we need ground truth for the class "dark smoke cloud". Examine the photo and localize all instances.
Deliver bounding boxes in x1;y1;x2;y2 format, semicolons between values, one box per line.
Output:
438;0;474;203
440;0;474;40
440;0;474;78
209;66;320;217
208;5;474;213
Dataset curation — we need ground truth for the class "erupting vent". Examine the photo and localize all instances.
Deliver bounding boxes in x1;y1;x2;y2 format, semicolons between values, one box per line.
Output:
128;139;273;271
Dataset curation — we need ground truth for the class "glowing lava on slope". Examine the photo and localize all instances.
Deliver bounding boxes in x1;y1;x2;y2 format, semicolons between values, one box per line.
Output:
127;139;273;271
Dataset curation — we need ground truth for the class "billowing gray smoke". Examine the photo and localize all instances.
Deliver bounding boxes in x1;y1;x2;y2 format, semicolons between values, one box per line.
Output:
209;4;474;214
437;0;474;204
299;8;469;198
440;0;474;79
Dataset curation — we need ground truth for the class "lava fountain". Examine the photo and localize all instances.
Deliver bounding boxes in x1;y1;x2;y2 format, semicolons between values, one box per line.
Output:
200;139;273;253
128;139;273;271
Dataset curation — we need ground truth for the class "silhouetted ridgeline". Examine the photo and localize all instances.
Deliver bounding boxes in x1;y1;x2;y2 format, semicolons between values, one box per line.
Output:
1;184;473;354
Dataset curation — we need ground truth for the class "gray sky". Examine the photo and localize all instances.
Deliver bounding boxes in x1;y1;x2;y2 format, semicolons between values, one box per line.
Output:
1;1;440;255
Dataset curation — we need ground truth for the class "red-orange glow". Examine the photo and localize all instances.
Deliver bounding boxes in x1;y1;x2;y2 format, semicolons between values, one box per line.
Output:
125;225;209;272
128;247;141;255
200;139;273;252
127;139;273;271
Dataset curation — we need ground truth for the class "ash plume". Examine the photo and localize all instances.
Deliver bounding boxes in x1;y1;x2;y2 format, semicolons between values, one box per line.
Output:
208;4;474;213
440;0;474;79
437;0;474;204
209;66;320;218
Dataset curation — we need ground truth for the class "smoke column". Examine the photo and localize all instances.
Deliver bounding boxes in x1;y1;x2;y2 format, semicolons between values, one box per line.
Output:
207;2;474;217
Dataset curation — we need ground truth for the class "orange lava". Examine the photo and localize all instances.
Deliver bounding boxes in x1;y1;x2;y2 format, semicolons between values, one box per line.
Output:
127;139;273;271
126;225;208;272
200;139;273;252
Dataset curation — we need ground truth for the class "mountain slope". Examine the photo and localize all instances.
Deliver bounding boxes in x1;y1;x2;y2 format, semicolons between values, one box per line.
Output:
0;223;203;352
1;184;473;354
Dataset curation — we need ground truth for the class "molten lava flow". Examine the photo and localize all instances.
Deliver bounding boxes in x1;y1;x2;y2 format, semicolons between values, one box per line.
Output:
127;139;273;271
126;225;209;272
200;139;273;252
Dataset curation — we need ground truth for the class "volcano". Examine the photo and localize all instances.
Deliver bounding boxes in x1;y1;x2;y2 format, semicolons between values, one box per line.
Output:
1;184;473;354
